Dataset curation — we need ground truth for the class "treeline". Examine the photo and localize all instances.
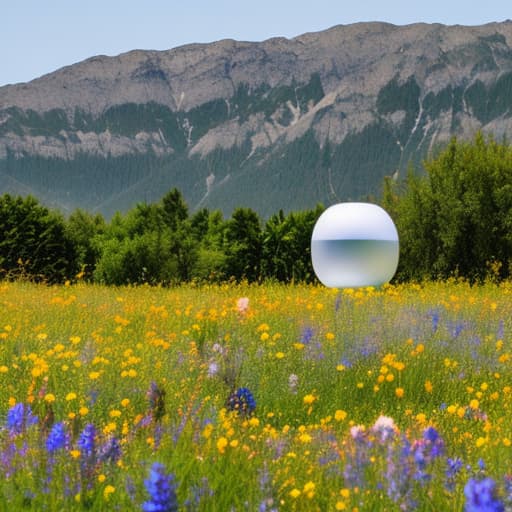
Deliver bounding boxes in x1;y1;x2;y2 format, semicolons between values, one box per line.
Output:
1;132;512;286
0;189;323;285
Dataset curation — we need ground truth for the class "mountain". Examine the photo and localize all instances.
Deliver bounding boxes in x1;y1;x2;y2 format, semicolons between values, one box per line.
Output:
1;21;512;218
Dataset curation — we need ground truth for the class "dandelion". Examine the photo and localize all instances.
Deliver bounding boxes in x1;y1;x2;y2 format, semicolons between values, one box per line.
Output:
303;394;316;405
142;462;178;512
103;485;115;500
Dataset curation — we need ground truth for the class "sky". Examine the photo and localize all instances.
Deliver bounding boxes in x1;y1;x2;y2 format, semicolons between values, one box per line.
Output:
2;0;511;87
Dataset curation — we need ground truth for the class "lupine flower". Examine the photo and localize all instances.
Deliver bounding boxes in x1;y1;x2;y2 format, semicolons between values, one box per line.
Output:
78;423;96;456
226;387;256;415
371;415;397;442
464;477;504;512
142;462;178;512
445;457;463;492
46;422;69;453
301;326;314;345
98;435;121;464
6;403;37;435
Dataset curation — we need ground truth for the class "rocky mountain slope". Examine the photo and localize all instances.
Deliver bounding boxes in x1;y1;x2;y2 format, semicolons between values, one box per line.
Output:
1;21;512;217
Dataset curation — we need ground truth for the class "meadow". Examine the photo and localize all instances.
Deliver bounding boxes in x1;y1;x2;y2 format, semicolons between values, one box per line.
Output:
0;279;511;511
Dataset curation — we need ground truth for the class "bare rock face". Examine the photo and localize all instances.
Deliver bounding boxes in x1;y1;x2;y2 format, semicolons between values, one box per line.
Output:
1;21;512;216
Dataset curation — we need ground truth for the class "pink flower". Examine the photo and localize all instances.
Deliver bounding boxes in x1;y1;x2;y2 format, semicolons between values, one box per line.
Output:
236;297;249;314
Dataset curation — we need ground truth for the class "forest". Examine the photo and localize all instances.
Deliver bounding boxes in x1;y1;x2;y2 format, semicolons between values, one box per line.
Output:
1;132;512;285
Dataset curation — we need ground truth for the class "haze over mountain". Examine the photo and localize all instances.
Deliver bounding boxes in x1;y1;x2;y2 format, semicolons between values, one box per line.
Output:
1;21;512;217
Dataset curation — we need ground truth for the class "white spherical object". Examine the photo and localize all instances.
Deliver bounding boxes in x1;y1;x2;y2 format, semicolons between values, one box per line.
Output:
311;202;399;288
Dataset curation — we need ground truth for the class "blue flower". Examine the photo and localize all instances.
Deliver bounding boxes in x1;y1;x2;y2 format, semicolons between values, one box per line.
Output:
98;436;121;464
78;423;96;458
464;477;504;512
226;387;256;415
142;462;178;512
46;422;68;453
6;403;37;435
301;326;314;345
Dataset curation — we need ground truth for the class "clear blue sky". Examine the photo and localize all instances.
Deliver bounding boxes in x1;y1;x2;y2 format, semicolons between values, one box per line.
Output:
2;0;510;86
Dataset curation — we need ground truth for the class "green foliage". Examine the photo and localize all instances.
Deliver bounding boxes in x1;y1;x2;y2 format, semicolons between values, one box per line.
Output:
0;194;77;283
384;132;512;282
223;207;263;282
262;206;323;283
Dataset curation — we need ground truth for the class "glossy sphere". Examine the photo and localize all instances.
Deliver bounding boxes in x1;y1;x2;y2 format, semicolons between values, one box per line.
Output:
311;202;399;288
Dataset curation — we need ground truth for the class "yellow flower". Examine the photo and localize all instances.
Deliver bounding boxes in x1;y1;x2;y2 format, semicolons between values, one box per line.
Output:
275;352;285;359
109;409;122;418
289;489;301;499
66;392;77;401
103;485;115;499
395;388;404;398
217;436;228;454
202;423;214;439
303;481;315;498
89;371;101;380
469;399;479;410
340;489;350;499
121;398;130;408
98;474;106;483
424;380;433;393
248;417;260;427
299;432;312;444
303;394;316;405
325;332;335;340
70;449;80;459
79;406;89;416
476;437;487;448
335;410;347;421
44;393;56;403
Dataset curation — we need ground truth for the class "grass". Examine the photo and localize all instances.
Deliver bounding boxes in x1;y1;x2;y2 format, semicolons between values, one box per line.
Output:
0;279;511;510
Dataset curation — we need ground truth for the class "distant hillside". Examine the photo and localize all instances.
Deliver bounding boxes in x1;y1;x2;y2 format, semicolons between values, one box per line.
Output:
1;21;512;217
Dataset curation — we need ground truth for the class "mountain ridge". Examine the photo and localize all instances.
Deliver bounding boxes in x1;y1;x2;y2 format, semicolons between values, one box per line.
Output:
2;21;512;217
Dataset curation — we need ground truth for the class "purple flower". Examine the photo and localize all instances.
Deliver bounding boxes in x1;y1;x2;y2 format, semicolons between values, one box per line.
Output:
301;326;314;345
6;403;38;435
78;423;96;458
46;422;69;453
142;462;178;512
226;387;256;415
464;477;504;512
98;435;121;464
445;457;463;493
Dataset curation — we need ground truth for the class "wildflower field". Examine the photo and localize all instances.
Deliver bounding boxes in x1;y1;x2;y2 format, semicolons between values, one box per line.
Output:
0;280;511;511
